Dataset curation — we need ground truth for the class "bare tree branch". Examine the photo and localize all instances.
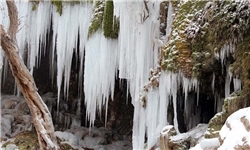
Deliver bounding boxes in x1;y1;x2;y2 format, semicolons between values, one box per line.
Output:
6;0;18;43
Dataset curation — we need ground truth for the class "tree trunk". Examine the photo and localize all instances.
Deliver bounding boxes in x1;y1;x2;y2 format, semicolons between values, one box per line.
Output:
1;1;59;149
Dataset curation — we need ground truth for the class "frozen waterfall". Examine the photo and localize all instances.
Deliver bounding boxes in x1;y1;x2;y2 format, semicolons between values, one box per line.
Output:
0;1;243;150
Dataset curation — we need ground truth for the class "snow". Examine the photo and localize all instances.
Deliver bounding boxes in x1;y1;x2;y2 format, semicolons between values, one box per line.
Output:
218;107;250;149
1;95;132;150
190;138;220;150
191;107;250;149
55;127;132;150
170;124;208;142
161;125;175;136
5;144;19;150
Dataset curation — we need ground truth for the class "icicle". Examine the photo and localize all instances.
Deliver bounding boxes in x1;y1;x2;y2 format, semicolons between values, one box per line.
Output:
218;42;236;73
110;1;165;149
0;50;3;71
113;1;163;149
225;64;232;98
78;2;93;99
146;88;160;148
233;78;241;91
50;3;93;114
171;73;180;134
24;2;52;75
1;1;10;86
196;81;199;106
84;29;118;127
165;1;174;42
212;72;215;94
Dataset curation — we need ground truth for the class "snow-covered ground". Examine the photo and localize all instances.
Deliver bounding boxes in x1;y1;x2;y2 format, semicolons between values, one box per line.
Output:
0;95;132;150
191;107;250;150
1;94;250;149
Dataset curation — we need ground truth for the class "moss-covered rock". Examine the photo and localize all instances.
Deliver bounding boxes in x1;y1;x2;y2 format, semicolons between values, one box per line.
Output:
1;131;77;150
52;0;63;15
57;137;78;150
162;0;250;79
88;0;105;38
161;1;207;78
102;0;119;39
2;131;39;150
205;92;240;138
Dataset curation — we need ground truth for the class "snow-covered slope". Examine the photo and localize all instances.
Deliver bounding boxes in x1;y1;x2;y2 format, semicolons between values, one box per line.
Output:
191;107;250;150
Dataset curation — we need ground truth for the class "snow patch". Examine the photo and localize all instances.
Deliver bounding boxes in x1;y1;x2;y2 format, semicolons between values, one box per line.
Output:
218;107;250;149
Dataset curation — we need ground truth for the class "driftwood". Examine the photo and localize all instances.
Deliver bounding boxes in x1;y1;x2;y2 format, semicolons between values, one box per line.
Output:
0;1;59;149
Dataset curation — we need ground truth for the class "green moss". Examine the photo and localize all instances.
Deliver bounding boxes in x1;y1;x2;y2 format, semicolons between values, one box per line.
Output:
31;1;39;11
230;29;250;107
2;131;39;150
205;93;240;138
102;0;119;39
161;1;207;78
205;124;223;138
52;0;63;15
88;1;105;38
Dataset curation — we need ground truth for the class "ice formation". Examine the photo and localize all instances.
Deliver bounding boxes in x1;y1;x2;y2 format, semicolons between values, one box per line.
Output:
84;30;118;126
0;0;244;149
0;0;200;149
51;3;93;110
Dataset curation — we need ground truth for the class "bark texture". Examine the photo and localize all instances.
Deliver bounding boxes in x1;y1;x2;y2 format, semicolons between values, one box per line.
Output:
1;1;59;150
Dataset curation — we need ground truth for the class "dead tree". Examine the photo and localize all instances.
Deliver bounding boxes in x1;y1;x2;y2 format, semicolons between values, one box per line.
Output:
0;1;59;149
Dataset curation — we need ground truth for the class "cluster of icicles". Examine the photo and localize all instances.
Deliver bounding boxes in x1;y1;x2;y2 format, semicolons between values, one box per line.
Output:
0;1;241;149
